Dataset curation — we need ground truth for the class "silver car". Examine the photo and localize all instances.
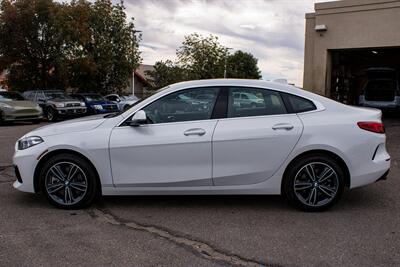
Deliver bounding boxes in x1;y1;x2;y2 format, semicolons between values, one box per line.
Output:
104;94;140;111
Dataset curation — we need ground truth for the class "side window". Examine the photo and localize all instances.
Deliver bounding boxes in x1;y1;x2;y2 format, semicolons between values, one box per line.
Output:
228;87;286;118
282;93;316;113
143;87;220;124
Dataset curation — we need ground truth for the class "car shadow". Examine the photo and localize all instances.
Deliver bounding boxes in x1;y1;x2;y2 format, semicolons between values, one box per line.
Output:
11;184;391;212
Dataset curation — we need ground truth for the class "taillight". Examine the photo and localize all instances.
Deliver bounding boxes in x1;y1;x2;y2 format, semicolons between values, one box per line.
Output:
357;122;385;134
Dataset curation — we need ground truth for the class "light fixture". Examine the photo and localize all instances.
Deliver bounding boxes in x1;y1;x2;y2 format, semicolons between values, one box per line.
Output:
372;50;378;54
315;25;328;32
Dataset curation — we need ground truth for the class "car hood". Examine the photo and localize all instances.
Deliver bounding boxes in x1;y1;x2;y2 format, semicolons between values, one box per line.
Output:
48;98;79;103
0;100;38;108
27;114;107;137
87;100;116;105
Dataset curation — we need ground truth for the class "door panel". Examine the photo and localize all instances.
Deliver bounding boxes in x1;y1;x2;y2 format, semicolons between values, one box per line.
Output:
110;121;217;186
212;114;303;186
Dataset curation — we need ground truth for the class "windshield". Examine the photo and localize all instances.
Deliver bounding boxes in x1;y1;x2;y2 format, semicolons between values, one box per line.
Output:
0;91;25;101
44;91;69;100
121;95;139;101
84;94;104;101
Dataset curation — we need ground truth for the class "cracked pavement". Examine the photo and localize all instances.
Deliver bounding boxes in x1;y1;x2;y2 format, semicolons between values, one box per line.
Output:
0;119;399;267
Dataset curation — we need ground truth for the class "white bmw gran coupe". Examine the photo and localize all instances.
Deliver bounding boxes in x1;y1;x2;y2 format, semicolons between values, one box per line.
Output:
13;79;391;211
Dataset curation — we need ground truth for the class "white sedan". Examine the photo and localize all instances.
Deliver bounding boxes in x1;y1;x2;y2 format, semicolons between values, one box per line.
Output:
13;79;390;211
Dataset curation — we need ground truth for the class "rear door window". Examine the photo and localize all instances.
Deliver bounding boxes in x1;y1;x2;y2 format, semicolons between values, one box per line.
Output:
227;87;287;118
364;80;396;101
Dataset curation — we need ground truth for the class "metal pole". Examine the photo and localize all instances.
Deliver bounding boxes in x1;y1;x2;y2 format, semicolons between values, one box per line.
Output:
224;47;233;79
224;57;227;78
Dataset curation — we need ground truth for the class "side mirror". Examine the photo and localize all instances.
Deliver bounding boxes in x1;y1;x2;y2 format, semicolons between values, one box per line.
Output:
129;110;147;126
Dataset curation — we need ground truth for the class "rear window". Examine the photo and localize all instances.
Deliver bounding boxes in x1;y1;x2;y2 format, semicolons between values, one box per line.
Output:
364;80;396;101
282;93;316;113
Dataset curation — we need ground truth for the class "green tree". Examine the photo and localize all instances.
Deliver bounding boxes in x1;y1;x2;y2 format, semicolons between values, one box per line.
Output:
82;0;141;94
0;0;141;94
147;33;262;89
177;33;227;80
145;60;187;89
0;0;66;90
226;50;261;79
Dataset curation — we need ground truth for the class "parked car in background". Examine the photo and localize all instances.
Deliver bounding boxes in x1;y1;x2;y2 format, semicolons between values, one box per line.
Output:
0;91;42;124
13;79;390;211
23;90;86;122
359;68;400;110
104;94;139;111
70;93;119;115
232;91;265;108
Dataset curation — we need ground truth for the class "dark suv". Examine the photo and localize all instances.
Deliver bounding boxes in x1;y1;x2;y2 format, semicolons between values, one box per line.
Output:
23;90;87;121
70;93;119;115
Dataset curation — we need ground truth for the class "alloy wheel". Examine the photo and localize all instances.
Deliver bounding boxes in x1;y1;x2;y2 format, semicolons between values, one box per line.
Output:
45;162;88;206
293;162;339;207
46;109;54;121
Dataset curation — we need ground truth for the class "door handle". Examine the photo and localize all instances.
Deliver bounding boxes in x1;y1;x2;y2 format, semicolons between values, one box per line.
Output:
184;128;206;136
272;123;294;131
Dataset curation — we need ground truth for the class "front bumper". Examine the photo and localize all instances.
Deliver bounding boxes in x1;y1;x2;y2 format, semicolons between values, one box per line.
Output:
55;107;87;116
91;107;119;114
3;109;42;122
12;143;45;193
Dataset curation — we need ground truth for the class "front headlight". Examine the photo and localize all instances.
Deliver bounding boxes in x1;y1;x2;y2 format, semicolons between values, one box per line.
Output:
0;102;13;110
18;136;44;150
80;102;86;107
92;104;103;110
54;103;65;108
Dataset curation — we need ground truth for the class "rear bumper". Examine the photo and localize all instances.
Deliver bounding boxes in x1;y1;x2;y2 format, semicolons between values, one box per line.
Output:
377;169;390;182
350;156;390;189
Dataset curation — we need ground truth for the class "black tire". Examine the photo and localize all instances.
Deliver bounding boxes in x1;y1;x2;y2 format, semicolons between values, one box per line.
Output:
123;104;130;111
39;153;98;209
283;153;344;212
0;111;3;126
46;107;57;122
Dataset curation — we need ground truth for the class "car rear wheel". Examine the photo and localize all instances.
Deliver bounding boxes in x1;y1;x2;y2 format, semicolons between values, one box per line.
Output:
46;107;57;122
283;154;344;212
39;154;97;209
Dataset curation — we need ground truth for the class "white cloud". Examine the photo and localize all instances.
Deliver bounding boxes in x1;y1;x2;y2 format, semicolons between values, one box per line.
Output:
124;0;335;86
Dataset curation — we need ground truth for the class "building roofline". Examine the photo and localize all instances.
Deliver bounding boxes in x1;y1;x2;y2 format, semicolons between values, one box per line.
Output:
315;0;400;11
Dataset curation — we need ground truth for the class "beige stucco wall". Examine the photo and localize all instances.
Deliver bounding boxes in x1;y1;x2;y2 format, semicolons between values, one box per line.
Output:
303;0;400;95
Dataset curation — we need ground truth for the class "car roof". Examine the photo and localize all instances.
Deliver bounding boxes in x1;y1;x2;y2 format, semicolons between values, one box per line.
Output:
166;79;306;96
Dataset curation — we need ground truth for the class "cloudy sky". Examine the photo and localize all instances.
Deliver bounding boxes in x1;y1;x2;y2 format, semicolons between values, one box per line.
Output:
123;0;335;86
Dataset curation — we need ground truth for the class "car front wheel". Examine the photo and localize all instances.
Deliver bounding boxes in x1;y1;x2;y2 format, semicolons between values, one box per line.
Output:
39;153;97;209
283;154;344;212
46;107;57;122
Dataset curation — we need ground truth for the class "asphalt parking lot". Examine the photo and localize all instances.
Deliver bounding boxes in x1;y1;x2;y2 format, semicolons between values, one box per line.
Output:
0;119;399;267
